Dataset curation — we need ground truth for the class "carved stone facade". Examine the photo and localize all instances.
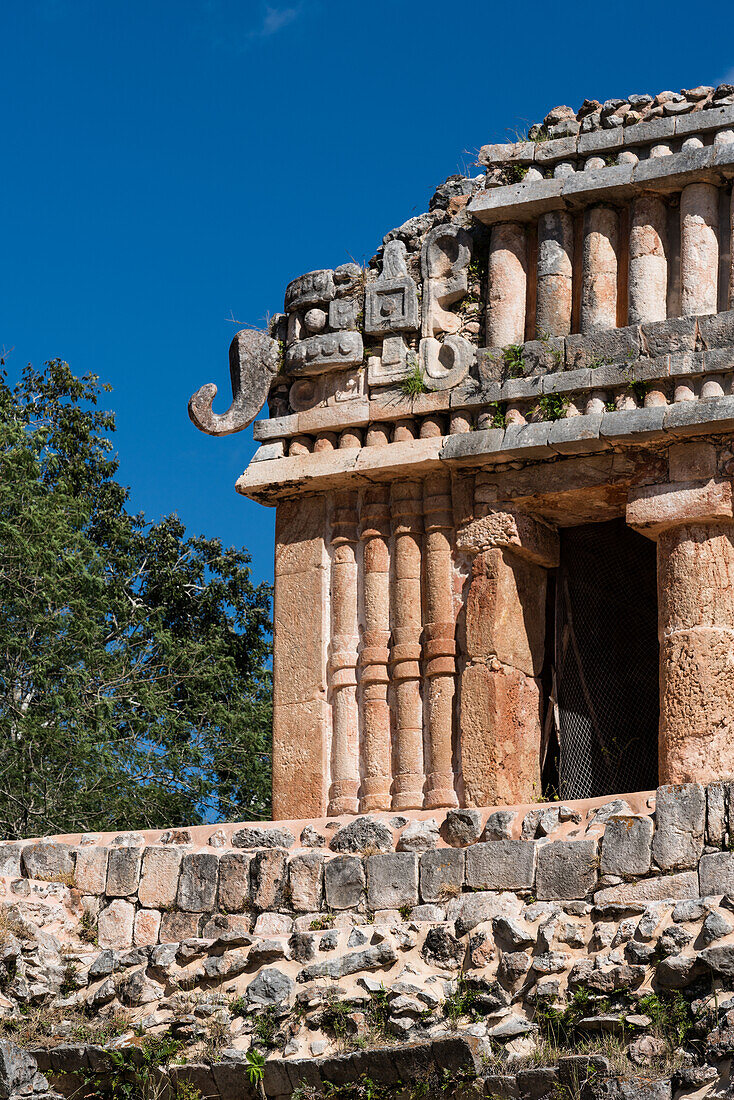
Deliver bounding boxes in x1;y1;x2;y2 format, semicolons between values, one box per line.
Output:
191;90;734;820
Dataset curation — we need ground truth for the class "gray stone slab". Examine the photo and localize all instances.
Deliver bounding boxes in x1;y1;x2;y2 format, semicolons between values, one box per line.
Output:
468;179;563;225
419;848;465;903
365;853;418;910
478;141;536;166
697;310;734;349
663;397;734;436
502;421;552;457
699;852;734;897
561;164;634;203
535;136;578;163
600;816;654;878
589;363;627;388
633;146;716;190
641;317;698;357
600;406;667;441
714;143;734;170
440;428;505;461
252;441;285;462
652;784;705;871
578;128;624;155
594;872;699;908
548;414;605;454
619;116;676;147
566;325;641;369
542;368;590;394
177;853;219;912
464;839;536;891
499;376;543;401
253;414;299;442
676;103;734;134
536;839;598;901
324;855;365;910
106;847;143;897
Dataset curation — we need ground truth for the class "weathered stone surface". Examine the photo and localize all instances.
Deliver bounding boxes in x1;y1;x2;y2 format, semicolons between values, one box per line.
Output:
699;852;734;897
443;809;483;848
246;967;294;1006
396;819;440;852
106;847;142;897
21;843;74;882
652;784;705;870
231;827;295;849
138;846;183;910
289;853;325;912
97;899;135;950
160;911;200;941
324;855;365;909
133;909;161;947
329;817;392;853
177;853;218;912
465;840;536;891
447;890;522;936
699;945;734;978
594;872;699;906
365;853;418;910
217;852;252;912
536;840;597;900
700;909;734;944
600;817;653;878
481;811;517;841
419;848;465;902
74;847;108;895
421;926;465;969
251;849;288;911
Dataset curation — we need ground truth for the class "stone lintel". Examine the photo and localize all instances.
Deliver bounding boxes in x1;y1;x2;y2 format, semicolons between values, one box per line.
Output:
456;509;560;568
626;478;734;539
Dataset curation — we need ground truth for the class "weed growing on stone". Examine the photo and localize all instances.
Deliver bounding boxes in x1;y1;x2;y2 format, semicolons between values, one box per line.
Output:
535;393;569;421
245;1048;266;1088
400;363;428;398
309;913;334;931
502;344;526;378
253;1006;280;1048
538;330;565;371
78;910;98;945
486;401;507;429
442;977;479;1026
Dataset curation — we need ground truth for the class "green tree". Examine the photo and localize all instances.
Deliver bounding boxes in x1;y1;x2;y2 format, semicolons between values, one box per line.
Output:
0;357;272;838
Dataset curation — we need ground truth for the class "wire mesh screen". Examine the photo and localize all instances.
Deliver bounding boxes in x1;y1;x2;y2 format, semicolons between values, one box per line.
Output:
555;519;659;801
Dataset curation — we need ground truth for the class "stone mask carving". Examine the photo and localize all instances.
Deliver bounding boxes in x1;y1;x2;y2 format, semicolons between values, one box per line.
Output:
188;328;280;436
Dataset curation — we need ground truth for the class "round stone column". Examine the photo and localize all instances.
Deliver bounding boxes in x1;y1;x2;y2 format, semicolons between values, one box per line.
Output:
627;478;734;786
423;474;458;809
389;480;424;810
628;194;668;324
680;183;719;317
486;222;527;347
536;211;574;337
358;487;392;813
327;492;360;816
581;205;619;333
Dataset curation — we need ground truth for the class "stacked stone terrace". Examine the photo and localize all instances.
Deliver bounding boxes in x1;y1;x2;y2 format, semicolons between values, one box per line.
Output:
191;85;734;825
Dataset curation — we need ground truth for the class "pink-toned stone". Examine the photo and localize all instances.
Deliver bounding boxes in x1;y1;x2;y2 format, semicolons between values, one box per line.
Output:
74;847;108;895
138;846;183;910
460;662;542;807
288;853;325;911
464;550;547;677
160;911;200;941
456;509;559;568
218;851;252;912
251;849;287;910
98;899;135;950
536;211;573;337
358;488;392;813
272;496;329;820
628;194;668;324
581;205;619;333
487;222;528;347
134;908;162;947
680;182;719;317
253;912;293;935
328;492;360;816
669;442;717;483
627;479;733;538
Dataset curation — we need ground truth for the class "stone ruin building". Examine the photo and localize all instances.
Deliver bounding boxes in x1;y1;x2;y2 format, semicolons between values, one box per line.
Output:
191;85;734;823
2;86;734;1100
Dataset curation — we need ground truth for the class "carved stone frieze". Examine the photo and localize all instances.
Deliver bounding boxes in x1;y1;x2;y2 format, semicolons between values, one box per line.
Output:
286;331;364;375
284;269;336;312
364;241;419;336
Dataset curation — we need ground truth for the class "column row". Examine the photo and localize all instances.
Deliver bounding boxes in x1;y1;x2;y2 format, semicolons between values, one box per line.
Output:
486;183;734;345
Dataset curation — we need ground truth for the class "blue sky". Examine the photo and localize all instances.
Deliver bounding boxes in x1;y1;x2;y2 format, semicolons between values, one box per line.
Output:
3;0;732;587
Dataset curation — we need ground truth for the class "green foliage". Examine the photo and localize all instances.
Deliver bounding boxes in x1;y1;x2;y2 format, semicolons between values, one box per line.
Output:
502;164;529;184
320;999;353;1041
309;914;334;931
535;393;569;421
79;910;98;945
443;977;479;1024
0;359;273;836
534;987;603;1045
245;1048;266;1086
253;1006;279;1048
365;988;390;1036
502;344;525;378
637;991;693;1046
77;1032;183;1100
400;362;428;398
486;402;507;430
228;995;247;1018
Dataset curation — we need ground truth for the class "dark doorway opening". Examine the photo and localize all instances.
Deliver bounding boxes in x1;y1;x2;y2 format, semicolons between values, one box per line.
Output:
548;519;659;801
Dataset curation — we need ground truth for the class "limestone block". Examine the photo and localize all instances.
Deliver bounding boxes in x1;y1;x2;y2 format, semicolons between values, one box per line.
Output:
627;479;734;538
217;852;252;913
443;810;483;848
446;890;522;937
652;785;706;871
251;850;288;911
106;848;143;898
160;911;200;941
133;909;161;947
460;662;542;808
365;853;418;910
397;820;440;852
457;513;559;570
463;551;547;676
600;817;654;878
138;847;183;910
246;967;294;1006
253;912;293;936
706;782;729;847
21;843;74;882
177;853;219;912
465;840;537;892
324;855;365;910
74;847;109;895
419;849;465;902
288;853;325;912
536;840;598;900
98;899;135;950
594;872;699;906
232;827;295;849
329;817;393;853
698;852;734;896
640;317;697;357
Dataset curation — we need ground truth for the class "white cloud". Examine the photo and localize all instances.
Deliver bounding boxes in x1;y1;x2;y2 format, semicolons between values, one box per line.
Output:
259;5;300;35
